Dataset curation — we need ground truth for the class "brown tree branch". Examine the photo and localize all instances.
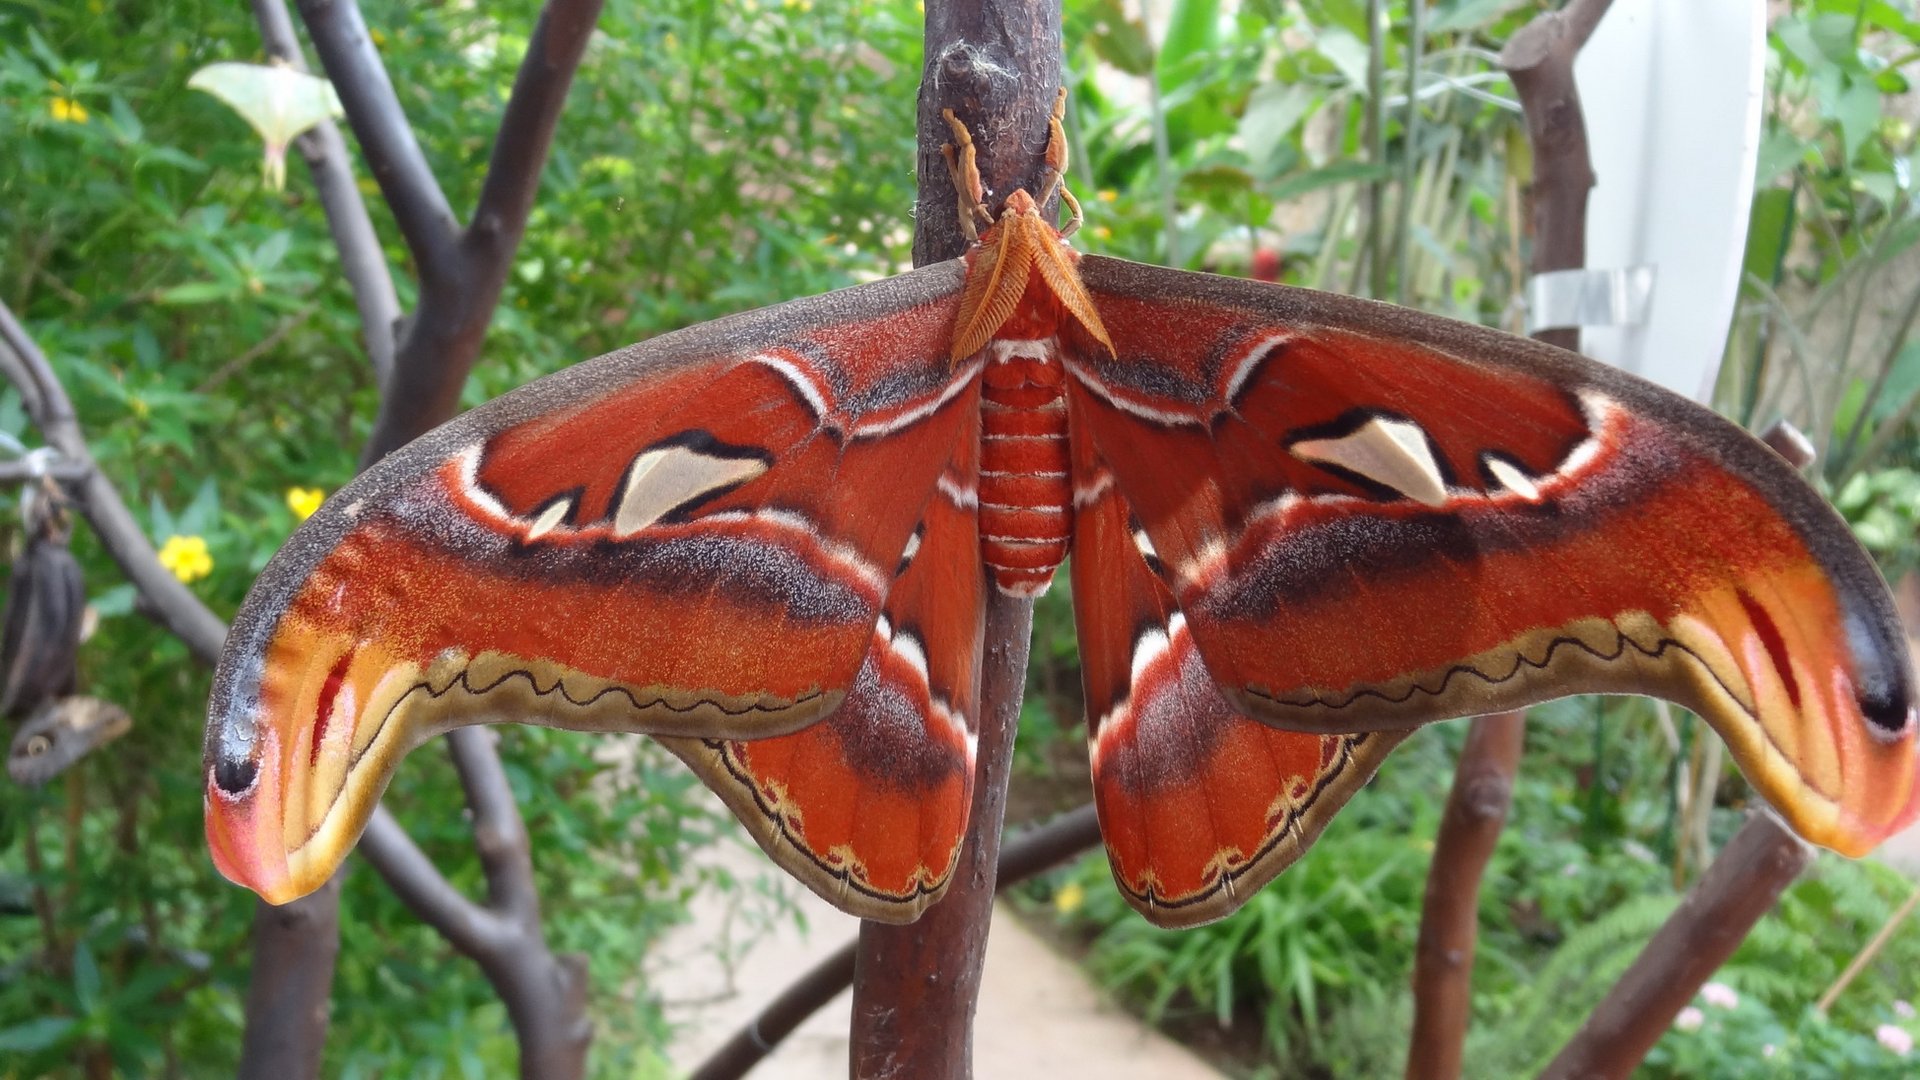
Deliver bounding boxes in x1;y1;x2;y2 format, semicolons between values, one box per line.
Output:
295;0;461;274
695;804;1102;1080
851;589;1039;1078
0;303;227;664
359;0;606;464
251;0;400;383
1542;813;1813;1078
1406;711;1525;1080
1405;6;1618;1071
236;876;342;1074
846;10;1059;1073
1501;0;1615;353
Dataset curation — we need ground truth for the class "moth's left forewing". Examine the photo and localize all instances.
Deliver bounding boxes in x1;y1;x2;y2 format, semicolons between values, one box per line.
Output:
1067;255;1920;858
206;263;978;904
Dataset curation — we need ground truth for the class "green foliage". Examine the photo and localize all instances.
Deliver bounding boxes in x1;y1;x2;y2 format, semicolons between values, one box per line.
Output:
1;0;921;1074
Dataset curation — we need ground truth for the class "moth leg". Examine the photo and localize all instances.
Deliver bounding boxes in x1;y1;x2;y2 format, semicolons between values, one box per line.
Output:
940;108;994;241
1036;87;1083;237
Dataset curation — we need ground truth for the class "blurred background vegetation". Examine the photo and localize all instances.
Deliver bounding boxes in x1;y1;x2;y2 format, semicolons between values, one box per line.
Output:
3;0;1920;1077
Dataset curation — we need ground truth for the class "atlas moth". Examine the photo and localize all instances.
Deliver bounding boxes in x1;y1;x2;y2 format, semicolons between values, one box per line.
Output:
205;90;1918;929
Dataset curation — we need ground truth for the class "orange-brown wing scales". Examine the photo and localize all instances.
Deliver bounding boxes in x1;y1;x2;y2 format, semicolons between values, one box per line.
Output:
206;266;975;904
1068;255;1920;858
664;458;985;922
1072;459;1403;928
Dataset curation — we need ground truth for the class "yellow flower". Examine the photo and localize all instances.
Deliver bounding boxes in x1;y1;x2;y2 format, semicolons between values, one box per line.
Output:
50;97;89;124
1093;225;1112;241
1054;881;1085;915
286;487;325;521
158;535;213;583
1097;189;1118;203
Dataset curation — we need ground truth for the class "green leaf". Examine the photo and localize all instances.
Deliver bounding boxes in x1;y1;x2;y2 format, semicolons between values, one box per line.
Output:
1834;76;1882;163
91;583;136;618
1266;159;1389;204
0;1016;77;1053
73;942;102;1014
178;477;220;535
1157;0;1220;89
1316;25;1370;89
1428;0;1529;34
1240;82;1318;177
1755;130;1808;188
1078;0;1153;76
1873;342;1920;422
155;281;233;305
1742;187;1795;286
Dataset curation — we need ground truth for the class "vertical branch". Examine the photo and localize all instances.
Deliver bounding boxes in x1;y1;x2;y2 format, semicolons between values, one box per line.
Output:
699;806;1101;1080
1406;5;1617;1073
853;9;1058;1074
250;0;400;382
1542;814;1813;1078
1363;0;1386;298
851;590;1038;1077
1502;0;1612;352
237;876;342;1074
1405;711;1524;1080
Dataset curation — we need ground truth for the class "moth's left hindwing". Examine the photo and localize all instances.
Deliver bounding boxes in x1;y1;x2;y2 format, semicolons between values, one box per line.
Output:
205;262;980;906
1066;255;1920;858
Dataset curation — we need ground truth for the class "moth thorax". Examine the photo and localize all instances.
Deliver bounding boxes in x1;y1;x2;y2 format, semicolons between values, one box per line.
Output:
978;338;1072;597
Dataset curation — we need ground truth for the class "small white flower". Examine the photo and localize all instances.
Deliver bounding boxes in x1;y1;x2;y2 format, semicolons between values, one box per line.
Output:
1762;1044;1777;1059
1701;982;1739;1010
1675;1006;1706;1032
1877;1024;1913;1057
1896;1000;1915;1020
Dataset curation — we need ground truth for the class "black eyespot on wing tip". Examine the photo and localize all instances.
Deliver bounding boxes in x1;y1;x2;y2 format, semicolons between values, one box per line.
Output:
1858;682;1914;737
213;756;258;795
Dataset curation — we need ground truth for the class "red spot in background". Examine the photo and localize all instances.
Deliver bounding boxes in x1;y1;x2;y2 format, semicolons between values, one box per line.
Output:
1250;248;1282;283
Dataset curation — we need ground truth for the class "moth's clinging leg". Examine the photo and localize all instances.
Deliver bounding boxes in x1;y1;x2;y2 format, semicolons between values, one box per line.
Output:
1036;87;1081;237
940;108;994;242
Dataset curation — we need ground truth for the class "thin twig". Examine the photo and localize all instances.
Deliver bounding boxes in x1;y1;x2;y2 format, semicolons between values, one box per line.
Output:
251;0;401;384
1393;0;1424;306
0;301;227;664
195;302;321;393
1364;0;1386;298
1815;881;1920;1014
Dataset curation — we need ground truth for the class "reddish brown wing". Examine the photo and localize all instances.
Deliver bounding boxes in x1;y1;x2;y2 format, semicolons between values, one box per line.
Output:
660;441;985;923
1071;443;1404;928
205;263;980;905
1064;254;1920;859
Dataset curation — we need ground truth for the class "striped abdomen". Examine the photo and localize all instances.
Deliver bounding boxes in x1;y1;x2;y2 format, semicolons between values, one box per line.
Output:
979;340;1072;596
